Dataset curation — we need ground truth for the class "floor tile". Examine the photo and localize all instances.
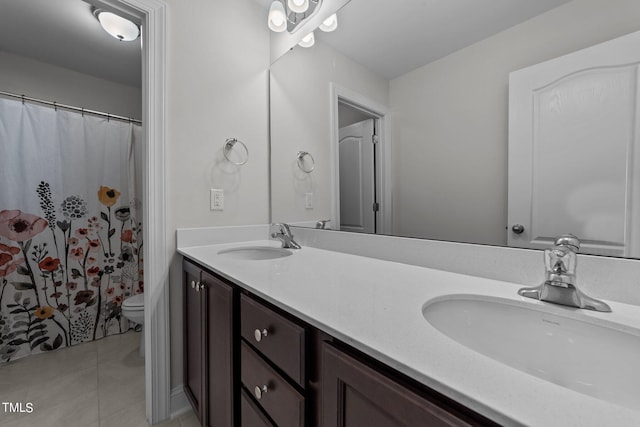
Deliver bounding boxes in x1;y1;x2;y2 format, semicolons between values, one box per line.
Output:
178;410;200;427
99;399;181;427
0;331;147;427
1;388;100;427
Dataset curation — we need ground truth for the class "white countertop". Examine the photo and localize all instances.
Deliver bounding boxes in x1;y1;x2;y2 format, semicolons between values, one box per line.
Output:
178;240;640;426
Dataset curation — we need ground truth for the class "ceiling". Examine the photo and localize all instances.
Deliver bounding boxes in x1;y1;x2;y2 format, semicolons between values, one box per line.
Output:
0;0;570;89
0;0;142;88
259;0;571;79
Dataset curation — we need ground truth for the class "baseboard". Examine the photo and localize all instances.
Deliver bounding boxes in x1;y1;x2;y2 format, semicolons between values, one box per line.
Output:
170;386;191;418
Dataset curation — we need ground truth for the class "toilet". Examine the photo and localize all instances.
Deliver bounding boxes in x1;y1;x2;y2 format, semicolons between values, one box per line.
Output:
122;293;145;357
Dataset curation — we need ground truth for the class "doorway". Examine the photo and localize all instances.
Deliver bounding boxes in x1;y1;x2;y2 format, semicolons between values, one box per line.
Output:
0;0;169;423
330;84;392;235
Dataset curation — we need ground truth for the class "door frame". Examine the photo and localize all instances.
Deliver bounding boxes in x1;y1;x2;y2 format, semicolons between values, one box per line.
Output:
90;0;169;423
329;83;392;234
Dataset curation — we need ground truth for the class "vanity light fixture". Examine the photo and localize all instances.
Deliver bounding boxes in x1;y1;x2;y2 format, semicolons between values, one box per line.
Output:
319;13;337;32
267;0;323;34
268;0;287;32
298;31;315;48
93;9;140;41
288;0;310;14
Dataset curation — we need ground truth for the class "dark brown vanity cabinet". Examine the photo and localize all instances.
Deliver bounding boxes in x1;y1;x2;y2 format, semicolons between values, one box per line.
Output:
183;258;496;427
183;259;234;427
321;343;486;427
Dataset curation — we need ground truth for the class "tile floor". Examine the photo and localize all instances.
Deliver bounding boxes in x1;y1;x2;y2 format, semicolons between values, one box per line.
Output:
0;331;196;427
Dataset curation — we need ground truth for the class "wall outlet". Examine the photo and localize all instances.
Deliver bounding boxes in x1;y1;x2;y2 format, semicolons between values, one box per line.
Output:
211;189;224;211
305;192;313;209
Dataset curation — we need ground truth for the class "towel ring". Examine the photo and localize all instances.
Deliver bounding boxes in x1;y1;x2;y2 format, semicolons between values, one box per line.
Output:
296;151;315;173
223;138;249;165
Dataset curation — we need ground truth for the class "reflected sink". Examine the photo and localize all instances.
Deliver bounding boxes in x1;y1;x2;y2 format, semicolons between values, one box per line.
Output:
422;295;640;410
217;246;292;261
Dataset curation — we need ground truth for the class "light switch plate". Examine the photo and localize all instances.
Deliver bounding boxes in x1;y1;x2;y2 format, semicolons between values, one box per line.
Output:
305;192;313;209
211;189;224;211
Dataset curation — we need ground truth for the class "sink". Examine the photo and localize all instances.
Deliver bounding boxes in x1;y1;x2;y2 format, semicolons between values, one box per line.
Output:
422;295;640;410
217;246;293;261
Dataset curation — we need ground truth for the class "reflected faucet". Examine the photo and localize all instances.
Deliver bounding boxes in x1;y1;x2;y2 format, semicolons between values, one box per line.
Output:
518;234;611;312
271;223;302;249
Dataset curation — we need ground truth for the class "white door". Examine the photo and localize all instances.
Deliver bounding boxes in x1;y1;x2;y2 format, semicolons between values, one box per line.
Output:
339;119;376;233
508;30;640;257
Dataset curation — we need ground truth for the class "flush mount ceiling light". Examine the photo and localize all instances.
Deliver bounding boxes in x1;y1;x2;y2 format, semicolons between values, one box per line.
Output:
298;31;315;48
318;13;337;32
267;0;322;34
93;9;140;41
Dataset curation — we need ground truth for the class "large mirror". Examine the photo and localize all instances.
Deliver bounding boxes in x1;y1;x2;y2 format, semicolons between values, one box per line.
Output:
270;0;640;258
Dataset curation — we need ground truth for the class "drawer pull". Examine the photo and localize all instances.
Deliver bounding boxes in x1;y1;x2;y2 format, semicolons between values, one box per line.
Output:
254;328;269;342
254;384;269;400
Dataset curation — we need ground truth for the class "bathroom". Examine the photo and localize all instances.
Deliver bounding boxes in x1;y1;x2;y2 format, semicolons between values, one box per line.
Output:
2;0;640;426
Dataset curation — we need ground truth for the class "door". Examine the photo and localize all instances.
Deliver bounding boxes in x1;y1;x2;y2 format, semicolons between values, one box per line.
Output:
202;270;235;427
339;119;376;233
183;260;204;423
508;30;640;257
321;343;474;427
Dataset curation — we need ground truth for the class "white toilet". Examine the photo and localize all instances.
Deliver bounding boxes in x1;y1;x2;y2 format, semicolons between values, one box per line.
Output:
122;293;145;357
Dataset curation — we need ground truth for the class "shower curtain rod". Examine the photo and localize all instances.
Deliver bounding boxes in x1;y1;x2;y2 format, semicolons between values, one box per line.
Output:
0;90;142;125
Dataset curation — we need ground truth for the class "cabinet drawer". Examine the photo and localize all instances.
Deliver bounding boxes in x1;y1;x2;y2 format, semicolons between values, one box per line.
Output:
241;388;275;427
241;294;306;385
241;342;305;427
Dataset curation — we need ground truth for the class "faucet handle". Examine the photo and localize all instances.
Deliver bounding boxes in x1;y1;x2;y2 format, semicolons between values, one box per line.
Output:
554;234;580;252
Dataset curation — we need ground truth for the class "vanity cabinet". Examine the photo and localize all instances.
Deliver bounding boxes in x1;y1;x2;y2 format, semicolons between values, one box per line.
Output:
183;259;235;427
321;343;484;427
183;258;496;427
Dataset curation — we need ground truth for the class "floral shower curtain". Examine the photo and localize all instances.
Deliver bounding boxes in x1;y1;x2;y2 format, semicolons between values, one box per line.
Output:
0;98;143;363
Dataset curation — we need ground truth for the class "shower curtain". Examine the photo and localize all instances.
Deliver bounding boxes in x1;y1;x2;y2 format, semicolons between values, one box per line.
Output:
0;98;143;363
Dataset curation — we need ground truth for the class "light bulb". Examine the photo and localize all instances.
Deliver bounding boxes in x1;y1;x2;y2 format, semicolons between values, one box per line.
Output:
268;1;287;33
288;0;309;14
97;11;139;41
319;13;338;32
298;31;315;48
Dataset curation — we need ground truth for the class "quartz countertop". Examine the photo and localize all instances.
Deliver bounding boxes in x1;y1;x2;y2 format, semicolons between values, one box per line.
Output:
177;239;640;426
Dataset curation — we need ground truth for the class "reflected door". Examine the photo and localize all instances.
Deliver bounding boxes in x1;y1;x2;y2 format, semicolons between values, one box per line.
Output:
339;119;376;233
508;30;640;256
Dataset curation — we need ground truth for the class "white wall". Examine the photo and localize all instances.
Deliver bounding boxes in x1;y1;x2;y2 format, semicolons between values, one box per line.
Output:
270;40;389;224
164;0;270;389
0;50;141;119
390;0;640;245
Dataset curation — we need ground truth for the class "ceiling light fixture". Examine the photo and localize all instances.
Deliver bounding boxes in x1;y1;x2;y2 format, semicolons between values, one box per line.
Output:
93;9;140;41
298;31;315;48
318;13;337;32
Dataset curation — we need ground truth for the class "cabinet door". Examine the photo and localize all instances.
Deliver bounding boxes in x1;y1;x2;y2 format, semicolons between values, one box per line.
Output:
183;260;205;423
202;270;235;427
321;343;474;427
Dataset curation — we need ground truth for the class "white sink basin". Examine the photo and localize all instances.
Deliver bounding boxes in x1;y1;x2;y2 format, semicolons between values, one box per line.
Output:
217;246;293;261
422;295;640;410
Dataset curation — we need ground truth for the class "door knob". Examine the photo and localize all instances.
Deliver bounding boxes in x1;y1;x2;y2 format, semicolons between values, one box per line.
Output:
512;224;525;234
254;385;269;400
254;329;269;342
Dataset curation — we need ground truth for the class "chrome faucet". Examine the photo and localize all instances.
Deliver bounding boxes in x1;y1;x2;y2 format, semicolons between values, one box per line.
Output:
518;234;611;312
271;223;301;249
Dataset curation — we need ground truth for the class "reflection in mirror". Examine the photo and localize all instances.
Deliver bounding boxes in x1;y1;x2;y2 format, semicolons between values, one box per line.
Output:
270;0;640;258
